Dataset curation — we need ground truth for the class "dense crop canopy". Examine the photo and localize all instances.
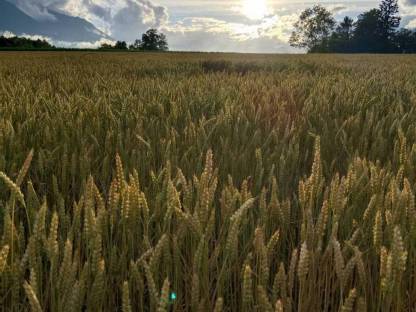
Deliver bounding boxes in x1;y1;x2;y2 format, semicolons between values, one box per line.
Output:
0;52;415;311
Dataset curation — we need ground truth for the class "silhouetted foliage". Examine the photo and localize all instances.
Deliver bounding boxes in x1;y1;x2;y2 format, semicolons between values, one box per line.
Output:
290;0;415;53
130;29;168;51
338;16;354;39
129;39;142;50
115;41;128;50
99;43;113;50
353;9;385;53
0;35;54;49
289;5;336;51
394;28;416;53
99;41;128;50
379;0;401;39
325;16;355;53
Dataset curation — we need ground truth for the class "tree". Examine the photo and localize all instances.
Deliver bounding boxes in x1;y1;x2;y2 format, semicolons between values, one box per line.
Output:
290;0;412;54
353;9;384;52
379;0;401;38
131;29;168;51
337;16;354;40
129;39;141;50
99;41;128;50
394;28;416;53
99;43;113;50
352;2;400;53
377;0;401;51
324;16;354;53
115;41;127;50
0;36;54;49
289;5;336;52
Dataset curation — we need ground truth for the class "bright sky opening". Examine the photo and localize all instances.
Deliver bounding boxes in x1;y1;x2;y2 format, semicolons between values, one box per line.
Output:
2;0;416;53
241;0;269;20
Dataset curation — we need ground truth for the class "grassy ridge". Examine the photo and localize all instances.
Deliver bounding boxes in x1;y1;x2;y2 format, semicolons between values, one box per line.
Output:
0;52;415;311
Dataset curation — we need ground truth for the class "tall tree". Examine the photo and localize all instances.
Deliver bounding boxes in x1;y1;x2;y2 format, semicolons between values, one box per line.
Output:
353;9;384;52
129;39;142;50
289;5;336;51
394;28;416;53
290;0;410;53
325;16;354;53
379;0;401;37
378;0;401;51
336;16;354;40
115;41;127;50
0;36;54;49
134;29;168;51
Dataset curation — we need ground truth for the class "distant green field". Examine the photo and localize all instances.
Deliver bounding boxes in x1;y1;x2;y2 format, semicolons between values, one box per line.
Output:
0;52;415;311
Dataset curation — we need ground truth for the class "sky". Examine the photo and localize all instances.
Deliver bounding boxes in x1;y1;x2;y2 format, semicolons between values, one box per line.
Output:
7;0;416;52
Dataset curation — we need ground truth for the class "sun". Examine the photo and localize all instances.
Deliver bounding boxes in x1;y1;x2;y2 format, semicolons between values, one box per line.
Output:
241;0;268;20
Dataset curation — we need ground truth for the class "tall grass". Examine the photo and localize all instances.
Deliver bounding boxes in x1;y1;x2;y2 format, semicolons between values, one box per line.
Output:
0;52;415;311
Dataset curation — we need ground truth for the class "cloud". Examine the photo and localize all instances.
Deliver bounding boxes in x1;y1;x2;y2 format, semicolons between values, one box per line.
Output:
401;0;416;5
7;0;63;20
167;30;298;53
164;14;298;53
7;0;168;41
1;30;53;42
64;0;168;41
10;0;412;52
54;37;115;48
329;6;348;14
397;0;416;28
0;29;115;48
110;0;168;41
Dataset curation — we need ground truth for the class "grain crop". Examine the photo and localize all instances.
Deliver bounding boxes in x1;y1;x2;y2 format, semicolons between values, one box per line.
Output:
0;52;415;311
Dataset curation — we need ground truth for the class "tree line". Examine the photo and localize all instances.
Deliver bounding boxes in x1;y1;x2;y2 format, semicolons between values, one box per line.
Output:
290;0;416;53
0;36;54;49
0;29;168;51
99;29;168;51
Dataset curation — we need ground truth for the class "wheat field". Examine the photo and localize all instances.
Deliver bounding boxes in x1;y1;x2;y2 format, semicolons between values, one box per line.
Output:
0;52;415;311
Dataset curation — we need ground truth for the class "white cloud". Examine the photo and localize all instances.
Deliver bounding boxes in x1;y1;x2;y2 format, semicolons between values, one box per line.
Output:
61;0;168;40
7;0;62;20
3;0;300;52
109;0;168;41
163;13;298;53
54;37;115;48
0;30;17;38
397;0;416;28
165;14;296;41
0;30;51;41
166;29;297;53
7;0;168;41
0;29;115;48
8;0;416;52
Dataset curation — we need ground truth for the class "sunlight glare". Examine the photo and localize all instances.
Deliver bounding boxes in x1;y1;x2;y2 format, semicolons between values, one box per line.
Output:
241;0;268;20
